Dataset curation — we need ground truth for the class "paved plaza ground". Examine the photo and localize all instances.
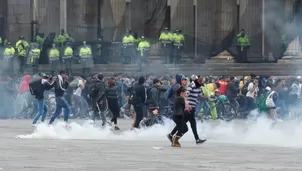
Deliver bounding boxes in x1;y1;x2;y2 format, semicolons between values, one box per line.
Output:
0;119;301;171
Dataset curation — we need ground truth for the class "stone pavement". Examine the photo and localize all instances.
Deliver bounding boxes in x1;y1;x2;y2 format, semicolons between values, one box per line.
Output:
0;119;301;171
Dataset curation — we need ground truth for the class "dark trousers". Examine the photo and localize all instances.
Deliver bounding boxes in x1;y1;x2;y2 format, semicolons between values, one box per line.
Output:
107;98;120;125
133;104;144;128
237;47;248;63
171;109;200;140
172;115;188;136
18;55;26;74
184;109;200;140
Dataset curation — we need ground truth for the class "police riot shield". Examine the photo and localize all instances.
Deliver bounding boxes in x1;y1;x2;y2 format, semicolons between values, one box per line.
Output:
122;42;135;57
77;45;93;68
26;43;40;65
47;48;60;73
62;46;73;70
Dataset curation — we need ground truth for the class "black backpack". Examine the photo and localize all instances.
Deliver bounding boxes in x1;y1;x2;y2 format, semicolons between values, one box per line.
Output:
28;75;41;96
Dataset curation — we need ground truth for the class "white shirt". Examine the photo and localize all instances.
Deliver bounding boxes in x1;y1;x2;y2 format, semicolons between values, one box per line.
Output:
298;83;302;98
73;79;84;97
246;82;258;99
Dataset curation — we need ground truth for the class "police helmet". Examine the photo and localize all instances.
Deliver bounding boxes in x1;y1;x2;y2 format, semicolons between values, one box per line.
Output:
19;36;24;39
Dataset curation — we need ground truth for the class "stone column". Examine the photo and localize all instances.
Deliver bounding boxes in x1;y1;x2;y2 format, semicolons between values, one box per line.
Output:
60;0;67;32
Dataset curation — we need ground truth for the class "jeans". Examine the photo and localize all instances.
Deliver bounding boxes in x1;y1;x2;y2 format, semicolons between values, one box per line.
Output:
72;95;89;117
49;96;71;124
195;100;210;117
32;99;48;124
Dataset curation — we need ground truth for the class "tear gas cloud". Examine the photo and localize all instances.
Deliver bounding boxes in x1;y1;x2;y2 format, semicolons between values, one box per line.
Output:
17;116;302;148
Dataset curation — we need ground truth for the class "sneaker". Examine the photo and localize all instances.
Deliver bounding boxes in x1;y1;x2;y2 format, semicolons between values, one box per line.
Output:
31;124;37;127
114;126;120;130
277;119;284;123
196;139;207;144
167;134;173;143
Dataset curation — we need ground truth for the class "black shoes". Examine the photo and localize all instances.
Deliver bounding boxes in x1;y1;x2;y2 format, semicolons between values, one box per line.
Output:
196;139;207;144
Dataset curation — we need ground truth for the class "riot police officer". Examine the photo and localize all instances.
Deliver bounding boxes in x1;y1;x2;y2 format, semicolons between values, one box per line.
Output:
48;43;60;75
171;29;184;64
27;43;41;74
62;42;73;76
159;27;173;64
137;36;150;71
79;41;92;75
3;42;15;75
15;36;29;74
122;30;135;64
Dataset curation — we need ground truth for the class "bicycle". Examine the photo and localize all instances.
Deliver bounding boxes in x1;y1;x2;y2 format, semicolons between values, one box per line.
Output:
139;105;173;128
199;96;237;122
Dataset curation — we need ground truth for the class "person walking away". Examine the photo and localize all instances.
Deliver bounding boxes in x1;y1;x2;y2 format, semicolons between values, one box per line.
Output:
137;36;150;72
88;73;107;126
48;43;60;76
28;43;41;74
98;77;120;130
62;42;73;76
15;36;29;74
122;30;135;64
171;29;184;64
146;79;162;116
159;27;173;64
258;86;281;122
71;77;88;118
30;74;55;125
49;71;71;126
168;76;207;144
236;29;250;63
3;42;15;75
130;76;147;129
79;41;93;75
168;87;188;147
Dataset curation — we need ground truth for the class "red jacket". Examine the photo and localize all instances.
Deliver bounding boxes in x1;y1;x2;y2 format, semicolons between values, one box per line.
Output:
18;75;31;94
217;80;228;94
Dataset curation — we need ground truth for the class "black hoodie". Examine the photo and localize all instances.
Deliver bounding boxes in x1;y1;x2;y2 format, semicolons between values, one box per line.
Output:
134;76;147;105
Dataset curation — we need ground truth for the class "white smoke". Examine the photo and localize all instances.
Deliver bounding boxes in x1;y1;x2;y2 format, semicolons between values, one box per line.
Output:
17;117;302;148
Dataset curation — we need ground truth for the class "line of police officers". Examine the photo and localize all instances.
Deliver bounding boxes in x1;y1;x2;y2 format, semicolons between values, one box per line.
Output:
121;27;185;70
1;29;99;77
1;27;185;76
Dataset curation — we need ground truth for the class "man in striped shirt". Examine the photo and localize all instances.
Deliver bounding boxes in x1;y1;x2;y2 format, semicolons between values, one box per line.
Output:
167;75;206;144
185;75;207;144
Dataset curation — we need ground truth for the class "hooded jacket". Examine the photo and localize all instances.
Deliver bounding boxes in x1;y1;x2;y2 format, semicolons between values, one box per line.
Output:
169;74;183;103
54;75;69;97
18;75;31;94
133;76;147;105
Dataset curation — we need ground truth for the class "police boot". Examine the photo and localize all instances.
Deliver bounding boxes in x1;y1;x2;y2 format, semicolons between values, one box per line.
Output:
172;135;182;147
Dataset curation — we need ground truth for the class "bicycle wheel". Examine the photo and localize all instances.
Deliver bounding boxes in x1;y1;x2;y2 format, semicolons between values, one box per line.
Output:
220;102;237;121
151;115;165;125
